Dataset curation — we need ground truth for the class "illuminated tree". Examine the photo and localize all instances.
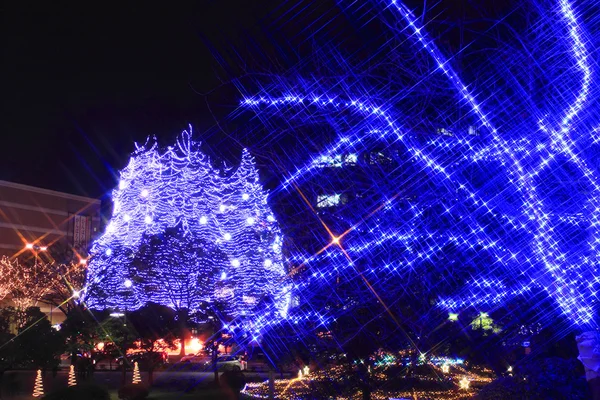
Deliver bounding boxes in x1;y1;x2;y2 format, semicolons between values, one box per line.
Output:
0;259;14;303
240;0;600;335
7;258;56;311
132;362;141;384
32;369;44;398
44;261;87;313
0;256;84;317
128;303;177;384
84;131;292;331
68;365;76;387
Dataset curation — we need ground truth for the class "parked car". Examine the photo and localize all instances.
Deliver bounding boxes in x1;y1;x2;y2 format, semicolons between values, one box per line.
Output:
95;356;119;371
117;352;169;370
180;352;210;364
58;353;88;370
206;355;246;371
244;352;270;372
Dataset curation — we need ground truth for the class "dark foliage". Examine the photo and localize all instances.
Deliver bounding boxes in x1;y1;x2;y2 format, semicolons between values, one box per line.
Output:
16;307;64;369
476;357;590;400
221;370;247;398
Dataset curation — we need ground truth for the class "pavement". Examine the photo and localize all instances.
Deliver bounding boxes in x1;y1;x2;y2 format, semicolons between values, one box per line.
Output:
0;369;288;399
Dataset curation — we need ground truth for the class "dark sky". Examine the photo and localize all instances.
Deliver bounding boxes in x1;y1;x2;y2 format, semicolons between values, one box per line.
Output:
2;0;523;201
2;0;353;200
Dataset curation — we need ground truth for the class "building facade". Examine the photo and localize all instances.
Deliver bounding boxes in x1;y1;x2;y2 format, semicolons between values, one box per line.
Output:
0;180;101;261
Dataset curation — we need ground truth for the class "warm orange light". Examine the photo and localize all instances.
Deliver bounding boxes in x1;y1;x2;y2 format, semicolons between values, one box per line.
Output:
189;338;203;353
40;246;47;251
25;243;34;249
79;258;87;265
331;236;340;245
96;342;105;351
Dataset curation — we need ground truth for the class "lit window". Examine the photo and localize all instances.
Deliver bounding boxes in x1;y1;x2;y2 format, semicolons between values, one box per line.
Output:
231;259;240;267
316;155;343;168
199;216;207;224
243;295;257;305
317;194;341;208
344;153;358;166
144;216;152;224
246;217;255;225
468;126;479;136
264;259;272;267
242;193;249;200
436;127;454;136
369;152;392;165
223;233;231;240
141;189;149;197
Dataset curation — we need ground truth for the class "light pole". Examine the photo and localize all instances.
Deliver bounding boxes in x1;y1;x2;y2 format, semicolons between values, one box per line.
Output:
122;279;132;384
24;243;47;265
24;243;48;319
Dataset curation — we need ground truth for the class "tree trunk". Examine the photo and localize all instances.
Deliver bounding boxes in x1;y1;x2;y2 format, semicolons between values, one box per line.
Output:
576;331;600;399
357;363;371;400
178;309;188;356
268;368;275;400
213;344;219;385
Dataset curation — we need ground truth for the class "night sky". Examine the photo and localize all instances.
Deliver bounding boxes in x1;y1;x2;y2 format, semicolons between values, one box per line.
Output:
2;1;518;201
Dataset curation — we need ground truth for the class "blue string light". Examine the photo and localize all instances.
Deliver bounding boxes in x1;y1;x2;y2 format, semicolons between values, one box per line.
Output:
242;0;600;328
84;128;293;326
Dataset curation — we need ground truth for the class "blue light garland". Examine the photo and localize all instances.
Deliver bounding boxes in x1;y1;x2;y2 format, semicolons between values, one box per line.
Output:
241;0;600;328
84;129;292;323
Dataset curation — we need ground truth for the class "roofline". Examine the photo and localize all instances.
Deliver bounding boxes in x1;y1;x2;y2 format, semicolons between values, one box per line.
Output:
0;180;101;205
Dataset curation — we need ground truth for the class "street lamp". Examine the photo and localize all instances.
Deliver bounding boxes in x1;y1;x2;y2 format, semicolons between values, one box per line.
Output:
24;243;47;264
120;278;133;384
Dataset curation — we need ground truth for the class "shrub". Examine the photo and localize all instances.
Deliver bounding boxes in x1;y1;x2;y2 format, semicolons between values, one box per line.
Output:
221;370;246;393
476;358;589;400
118;384;149;400
43;383;110;400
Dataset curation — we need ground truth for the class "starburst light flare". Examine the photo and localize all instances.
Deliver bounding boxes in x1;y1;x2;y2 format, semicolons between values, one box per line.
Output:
241;0;600;328
84;128;292;328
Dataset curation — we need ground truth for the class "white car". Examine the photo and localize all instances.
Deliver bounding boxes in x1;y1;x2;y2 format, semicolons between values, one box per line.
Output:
180;353;210;364
180;354;246;371
208;355;246;371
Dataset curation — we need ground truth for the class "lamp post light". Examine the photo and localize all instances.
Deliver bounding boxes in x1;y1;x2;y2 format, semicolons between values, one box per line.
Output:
121;279;133;384
24;243;47;265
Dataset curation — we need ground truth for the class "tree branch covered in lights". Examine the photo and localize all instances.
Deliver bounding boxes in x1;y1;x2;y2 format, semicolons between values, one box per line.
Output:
84;130;292;329
0;260;15;303
0;256;86;314
8;258;57;311
240;0;600;332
